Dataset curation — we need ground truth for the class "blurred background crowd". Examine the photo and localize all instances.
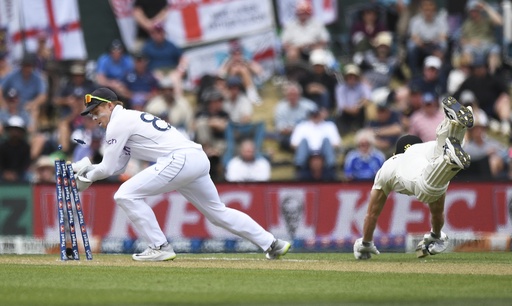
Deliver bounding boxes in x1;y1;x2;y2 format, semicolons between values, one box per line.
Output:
0;0;511;184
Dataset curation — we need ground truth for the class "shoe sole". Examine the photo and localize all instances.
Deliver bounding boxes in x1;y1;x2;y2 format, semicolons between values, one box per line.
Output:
445;137;471;169
132;253;177;262
266;242;291;260
442;96;474;128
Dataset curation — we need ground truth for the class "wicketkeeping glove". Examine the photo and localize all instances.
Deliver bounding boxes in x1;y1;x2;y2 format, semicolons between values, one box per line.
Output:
77;164;95;178
353;238;380;260
71;157;92;173
76;175;92;192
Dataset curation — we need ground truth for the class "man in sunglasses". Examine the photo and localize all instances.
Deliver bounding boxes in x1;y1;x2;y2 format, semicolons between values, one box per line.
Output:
76;87;291;261
353;96;474;260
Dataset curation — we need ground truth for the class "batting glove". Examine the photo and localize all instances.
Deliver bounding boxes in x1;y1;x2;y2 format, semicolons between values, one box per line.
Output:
353;238;380;260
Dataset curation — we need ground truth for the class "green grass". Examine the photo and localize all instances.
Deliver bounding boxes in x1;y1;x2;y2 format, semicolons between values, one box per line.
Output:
1;252;512;305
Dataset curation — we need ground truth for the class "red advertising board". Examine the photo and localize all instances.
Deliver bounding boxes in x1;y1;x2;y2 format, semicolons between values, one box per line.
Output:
33;182;512;242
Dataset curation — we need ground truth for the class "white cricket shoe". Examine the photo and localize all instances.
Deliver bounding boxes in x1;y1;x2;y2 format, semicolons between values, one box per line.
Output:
416;231;449;258
266;239;291;260
353;238;380;260
444;137;471;169
132;243;176;261
442;96;474;128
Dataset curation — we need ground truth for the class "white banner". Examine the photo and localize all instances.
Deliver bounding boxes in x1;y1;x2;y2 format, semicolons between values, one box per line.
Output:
1;0;87;61
111;0;275;52
276;0;338;26
183;30;281;89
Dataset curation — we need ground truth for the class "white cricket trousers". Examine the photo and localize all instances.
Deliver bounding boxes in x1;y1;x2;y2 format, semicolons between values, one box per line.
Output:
113;147;274;250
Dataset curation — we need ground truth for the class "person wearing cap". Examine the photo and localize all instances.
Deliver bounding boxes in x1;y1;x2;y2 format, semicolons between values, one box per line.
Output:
221;76;253;124
95;39;134;96
122;53;159;111
367;88;403;155
453;54;511;136
76;87;291;261
281;0;330;63
0;87;32;136
334;63;372;136
194;89;230;181
356;31;399;90
406;0;448;77
290;105;341;181
408;55;446;96
343;128;385;181
53;63;98;153
217;40;264;105
458;0;503;75
145;77;193;137
0;115;31;182
0;53;47;122
298;48;338;112
32;155;56;183
354;96;475;259
408;91;444;142
349;4;388;54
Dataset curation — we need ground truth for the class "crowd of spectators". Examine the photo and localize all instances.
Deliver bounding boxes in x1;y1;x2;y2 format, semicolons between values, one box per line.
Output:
0;0;511;184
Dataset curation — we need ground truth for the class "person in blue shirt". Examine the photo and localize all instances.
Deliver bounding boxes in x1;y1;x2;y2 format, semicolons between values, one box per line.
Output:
343;129;385;181
96;39;134;96
122;53;159;110
142;24;183;72
0;54;47;125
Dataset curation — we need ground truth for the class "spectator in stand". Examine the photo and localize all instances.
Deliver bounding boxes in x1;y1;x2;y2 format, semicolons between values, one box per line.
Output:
54;63;97;153
343;129;386;181
32;155;56;183
34;30;53;75
194;89;230;181
0;52;11;87
145;77;193;138
458;0;503;75
132;0;169;52
453;55;511;136
122;53;159;111
222;76;253;124
355;31;399;90
0;116;31;182
462;110;509;179
408;55;446;97
298;48;339;112
95;39;134;100
447;54;472;95
218;41;263;105
142;24;187;95
350;4;388;55
291;107;341;181
408;92;444;142
367;89;403;155
334;64;372;136
274;82;317;152
407;0;448;77
0;53;47;126
0;88;32;136
225;138;271;182
281;0;330;63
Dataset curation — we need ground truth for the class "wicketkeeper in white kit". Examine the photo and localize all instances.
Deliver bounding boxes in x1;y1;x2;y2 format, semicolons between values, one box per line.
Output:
73;88;291;261
353;96;474;259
